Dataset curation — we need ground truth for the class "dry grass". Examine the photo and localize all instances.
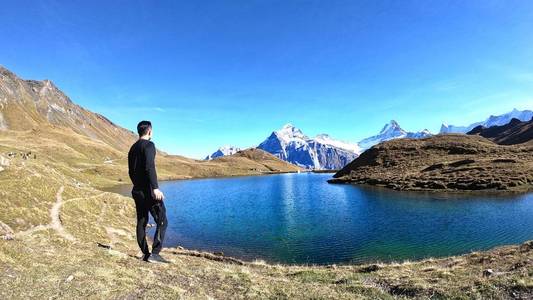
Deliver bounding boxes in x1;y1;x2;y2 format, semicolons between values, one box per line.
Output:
0;128;531;299
332;134;533;193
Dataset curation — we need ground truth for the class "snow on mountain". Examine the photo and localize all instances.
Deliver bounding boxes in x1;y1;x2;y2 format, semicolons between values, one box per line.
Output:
314;134;361;154
440;108;533;134
204;145;241;160
257;124;359;170
358;120;432;151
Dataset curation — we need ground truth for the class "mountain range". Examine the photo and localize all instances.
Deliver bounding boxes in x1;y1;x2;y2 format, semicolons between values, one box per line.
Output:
208;109;533;170
440;108;533;134
208;121;432;170
205;146;241;160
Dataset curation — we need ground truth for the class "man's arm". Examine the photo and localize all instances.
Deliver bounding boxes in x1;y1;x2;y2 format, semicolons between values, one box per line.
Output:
127;148;135;183
145;142;164;201
144;142;159;189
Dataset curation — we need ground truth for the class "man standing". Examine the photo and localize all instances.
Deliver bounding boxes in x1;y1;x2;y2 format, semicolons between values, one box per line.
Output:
128;120;169;263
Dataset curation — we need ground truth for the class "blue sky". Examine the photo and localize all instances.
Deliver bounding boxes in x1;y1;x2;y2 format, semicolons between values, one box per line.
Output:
1;1;532;158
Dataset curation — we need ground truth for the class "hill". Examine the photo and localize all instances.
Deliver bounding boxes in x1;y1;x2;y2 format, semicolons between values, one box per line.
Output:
330;134;533;192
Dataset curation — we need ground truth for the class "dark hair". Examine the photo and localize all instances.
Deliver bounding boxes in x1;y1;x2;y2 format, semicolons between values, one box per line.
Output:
137;120;152;136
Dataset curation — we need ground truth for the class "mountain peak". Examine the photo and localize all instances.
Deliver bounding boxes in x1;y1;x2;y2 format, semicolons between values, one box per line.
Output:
276;123;306;141
205;145;241;160
380;120;403;134
282;123;295;129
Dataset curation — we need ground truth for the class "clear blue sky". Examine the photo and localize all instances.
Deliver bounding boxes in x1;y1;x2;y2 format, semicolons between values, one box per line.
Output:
1;1;532;158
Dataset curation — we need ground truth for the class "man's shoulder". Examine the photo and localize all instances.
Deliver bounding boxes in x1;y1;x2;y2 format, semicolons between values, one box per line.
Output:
143;139;155;147
128;140;140;151
139;140;156;152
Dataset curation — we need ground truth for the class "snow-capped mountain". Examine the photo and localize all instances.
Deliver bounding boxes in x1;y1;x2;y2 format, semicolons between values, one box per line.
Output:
257;124;359;170
358;120;432;151
204;146;241;160
440;108;533;134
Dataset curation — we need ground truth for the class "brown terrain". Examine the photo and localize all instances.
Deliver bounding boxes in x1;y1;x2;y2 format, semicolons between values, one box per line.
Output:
330;134;533;192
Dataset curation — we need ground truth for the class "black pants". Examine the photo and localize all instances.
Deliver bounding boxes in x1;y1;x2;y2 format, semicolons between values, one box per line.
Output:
132;189;168;255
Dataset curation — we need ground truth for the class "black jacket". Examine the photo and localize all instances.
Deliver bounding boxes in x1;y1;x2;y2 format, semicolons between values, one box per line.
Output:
128;139;159;190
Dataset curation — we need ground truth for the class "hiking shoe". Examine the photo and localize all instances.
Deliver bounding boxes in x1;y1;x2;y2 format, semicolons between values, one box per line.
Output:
141;253;151;262
148;253;171;264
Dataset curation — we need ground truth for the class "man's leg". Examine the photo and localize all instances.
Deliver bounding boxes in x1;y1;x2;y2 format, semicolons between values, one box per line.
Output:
149;201;168;255
132;190;150;259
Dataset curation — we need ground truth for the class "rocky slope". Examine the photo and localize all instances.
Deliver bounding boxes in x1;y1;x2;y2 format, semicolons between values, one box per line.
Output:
467;117;533;145
257;123;359;170
330;134;533;192
0;65;137;151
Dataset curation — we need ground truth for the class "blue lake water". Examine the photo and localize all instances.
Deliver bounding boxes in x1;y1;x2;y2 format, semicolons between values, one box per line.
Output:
114;173;533;265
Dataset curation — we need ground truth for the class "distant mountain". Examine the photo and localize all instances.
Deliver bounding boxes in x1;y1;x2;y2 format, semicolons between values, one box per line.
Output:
467;117;533;145
205;146;241;160
440;108;533;134
257;123;359;170
358;120;432;151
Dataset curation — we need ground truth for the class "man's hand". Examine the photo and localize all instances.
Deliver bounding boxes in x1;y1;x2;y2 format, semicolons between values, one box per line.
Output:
152;188;165;201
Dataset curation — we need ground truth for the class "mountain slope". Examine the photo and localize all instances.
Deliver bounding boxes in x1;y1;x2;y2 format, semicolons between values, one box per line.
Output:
0;65;137;151
467;117;533;145
440;108;533;134
257;124;359;170
358;120;432;151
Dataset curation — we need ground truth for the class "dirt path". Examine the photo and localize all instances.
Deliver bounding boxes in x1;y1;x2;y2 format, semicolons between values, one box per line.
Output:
15;186;108;240
0;220;14;239
50;186;76;241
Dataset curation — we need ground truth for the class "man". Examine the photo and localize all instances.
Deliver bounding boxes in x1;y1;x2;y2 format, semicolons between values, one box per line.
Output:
128;120;169;263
